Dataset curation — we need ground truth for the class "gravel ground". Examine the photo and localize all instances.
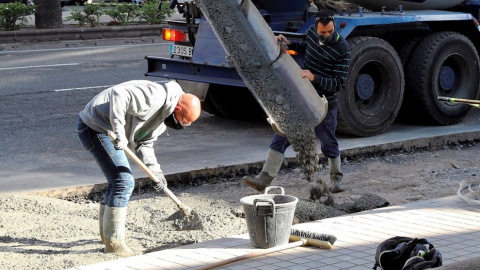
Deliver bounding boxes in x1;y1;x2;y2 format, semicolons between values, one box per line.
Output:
1;141;479;270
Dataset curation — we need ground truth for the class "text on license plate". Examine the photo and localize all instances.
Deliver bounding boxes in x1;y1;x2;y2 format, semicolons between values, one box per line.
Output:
170;45;193;57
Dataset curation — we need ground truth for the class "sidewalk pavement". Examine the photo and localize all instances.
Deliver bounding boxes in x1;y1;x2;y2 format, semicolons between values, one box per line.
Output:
68;195;480;269
18;109;480;197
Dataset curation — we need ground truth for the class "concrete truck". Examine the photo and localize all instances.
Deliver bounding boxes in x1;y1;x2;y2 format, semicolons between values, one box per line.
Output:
145;0;480;137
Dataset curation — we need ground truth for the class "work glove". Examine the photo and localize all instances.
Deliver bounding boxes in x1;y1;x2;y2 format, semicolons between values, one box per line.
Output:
113;132;128;150
153;172;167;191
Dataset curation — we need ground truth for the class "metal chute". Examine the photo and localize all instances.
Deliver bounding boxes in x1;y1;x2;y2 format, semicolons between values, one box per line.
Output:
195;0;327;138
195;0;328;180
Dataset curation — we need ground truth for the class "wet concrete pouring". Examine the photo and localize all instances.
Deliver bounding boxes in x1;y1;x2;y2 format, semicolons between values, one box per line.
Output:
195;0;328;184
2;140;480;270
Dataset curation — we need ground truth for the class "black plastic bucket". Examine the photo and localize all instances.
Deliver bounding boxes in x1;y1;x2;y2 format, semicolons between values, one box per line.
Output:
240;186;298;248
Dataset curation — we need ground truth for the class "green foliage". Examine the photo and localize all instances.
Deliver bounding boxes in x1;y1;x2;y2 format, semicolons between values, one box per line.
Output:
64;0;173;27
103;1;140;26
138;0;174;25
0;2;35;31
64;3;105;27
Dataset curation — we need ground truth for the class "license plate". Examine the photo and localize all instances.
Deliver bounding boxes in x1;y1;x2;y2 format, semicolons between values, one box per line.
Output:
170;44;193;57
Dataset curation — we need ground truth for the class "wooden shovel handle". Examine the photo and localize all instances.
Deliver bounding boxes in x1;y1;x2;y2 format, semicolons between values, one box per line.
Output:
438;96;480;105
107;132;185;209
196;240;307;270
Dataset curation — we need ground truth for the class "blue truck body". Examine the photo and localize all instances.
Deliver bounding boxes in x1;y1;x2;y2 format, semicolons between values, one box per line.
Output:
146;0;480;137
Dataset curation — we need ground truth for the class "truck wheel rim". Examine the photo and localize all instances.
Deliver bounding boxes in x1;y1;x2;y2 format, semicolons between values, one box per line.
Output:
439;65;455;92
354;61;390;115
355;73;375;100
437;54;468;98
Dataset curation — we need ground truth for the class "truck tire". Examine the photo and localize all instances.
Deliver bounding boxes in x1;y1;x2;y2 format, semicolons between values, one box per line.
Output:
395;35;425;122
405;31;480;125
337;36;404;137
203;84;266;120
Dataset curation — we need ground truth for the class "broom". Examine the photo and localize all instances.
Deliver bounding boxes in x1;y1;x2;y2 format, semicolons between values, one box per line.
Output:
196;228;336;270
438;96;480;108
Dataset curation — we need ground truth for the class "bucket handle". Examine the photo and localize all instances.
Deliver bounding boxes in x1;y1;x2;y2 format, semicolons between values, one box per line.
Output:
264;186;284;195
253;198;275;218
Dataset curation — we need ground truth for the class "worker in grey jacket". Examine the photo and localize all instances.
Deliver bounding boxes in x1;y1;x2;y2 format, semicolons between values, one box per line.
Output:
77;80;201;256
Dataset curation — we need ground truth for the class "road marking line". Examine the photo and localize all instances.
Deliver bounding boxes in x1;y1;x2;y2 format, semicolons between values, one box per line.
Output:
53;85;114;92
0;63;79;71
53;80;168;92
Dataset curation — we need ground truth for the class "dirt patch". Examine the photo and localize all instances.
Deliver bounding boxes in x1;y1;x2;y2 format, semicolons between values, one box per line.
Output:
1;142;479;270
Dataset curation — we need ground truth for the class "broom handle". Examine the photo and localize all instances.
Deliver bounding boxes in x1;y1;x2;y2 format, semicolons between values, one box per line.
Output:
196;239;307;270
438;96;480;105
107;132;185;209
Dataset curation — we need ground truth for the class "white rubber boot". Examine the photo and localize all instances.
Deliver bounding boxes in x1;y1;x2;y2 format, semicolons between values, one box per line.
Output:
99;204;105;245
329;156;345;193
103;206;135;256
243;149;284;192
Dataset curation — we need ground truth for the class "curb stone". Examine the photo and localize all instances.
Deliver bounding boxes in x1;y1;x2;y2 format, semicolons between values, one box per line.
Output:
0;23;168;50
25;130;480;200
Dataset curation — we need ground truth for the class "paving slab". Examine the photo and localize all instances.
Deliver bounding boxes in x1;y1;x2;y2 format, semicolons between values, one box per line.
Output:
66;195;480;269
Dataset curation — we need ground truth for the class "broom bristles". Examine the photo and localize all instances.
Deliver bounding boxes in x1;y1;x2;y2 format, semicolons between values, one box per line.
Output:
290;228;337;245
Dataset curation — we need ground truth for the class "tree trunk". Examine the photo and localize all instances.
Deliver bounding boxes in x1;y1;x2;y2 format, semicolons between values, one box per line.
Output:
35;0;63;29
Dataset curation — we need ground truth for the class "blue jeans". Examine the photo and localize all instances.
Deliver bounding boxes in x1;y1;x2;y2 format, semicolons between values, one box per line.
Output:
76;118;134;207
270;102;339;159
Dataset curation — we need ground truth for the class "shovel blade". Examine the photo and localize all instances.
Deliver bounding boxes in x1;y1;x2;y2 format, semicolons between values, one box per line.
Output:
166;208;204;231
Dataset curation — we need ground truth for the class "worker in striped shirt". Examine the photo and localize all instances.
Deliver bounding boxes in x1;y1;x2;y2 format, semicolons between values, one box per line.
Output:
244;9;351;194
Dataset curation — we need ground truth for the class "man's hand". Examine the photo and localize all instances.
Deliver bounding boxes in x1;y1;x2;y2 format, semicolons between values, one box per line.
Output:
301;70;314;82
113;133;128;150
153;172;167;191
275;34;290;45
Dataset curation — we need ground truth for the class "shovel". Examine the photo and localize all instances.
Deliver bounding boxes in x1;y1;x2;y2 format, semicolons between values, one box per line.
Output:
108;132;203;230
438;96;480;108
